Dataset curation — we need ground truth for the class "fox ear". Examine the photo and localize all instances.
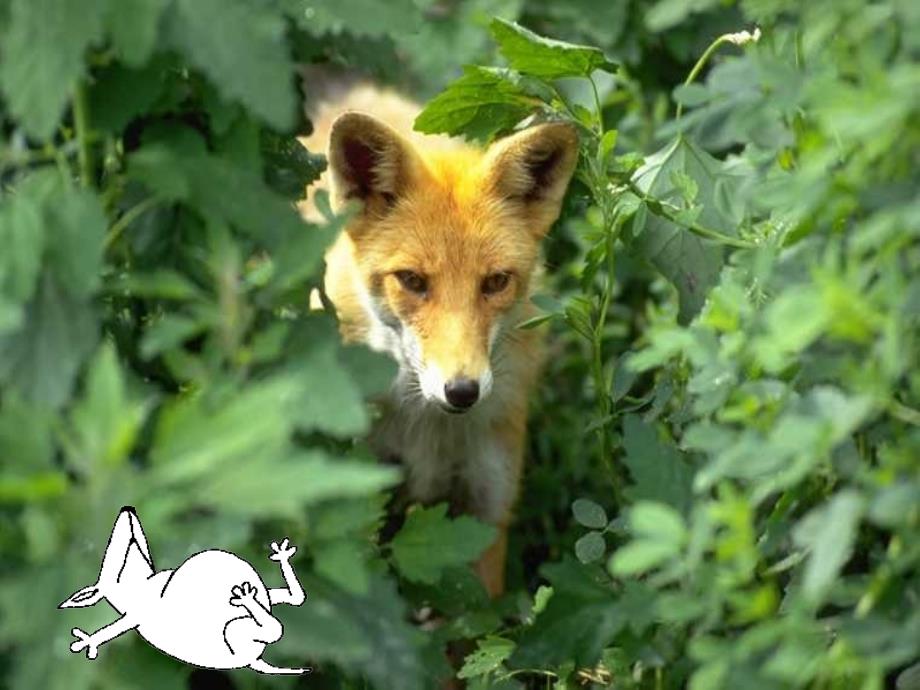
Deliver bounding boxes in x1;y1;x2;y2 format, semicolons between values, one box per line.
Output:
328;112;423;217
484;122;579;232
59;584;103;609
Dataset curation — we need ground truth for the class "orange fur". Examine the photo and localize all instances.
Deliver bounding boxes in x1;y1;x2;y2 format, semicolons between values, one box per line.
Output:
300;83;578;597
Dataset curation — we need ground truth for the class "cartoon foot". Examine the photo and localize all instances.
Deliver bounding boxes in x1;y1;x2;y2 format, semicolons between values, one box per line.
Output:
70;627;99;660
269;538;297;563
229;581;259;608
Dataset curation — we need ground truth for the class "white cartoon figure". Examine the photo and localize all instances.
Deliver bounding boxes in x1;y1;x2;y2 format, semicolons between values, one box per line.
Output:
59;506;309;675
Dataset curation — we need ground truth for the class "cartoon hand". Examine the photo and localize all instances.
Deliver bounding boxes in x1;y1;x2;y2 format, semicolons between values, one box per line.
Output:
70;627;99;660
229;581;258;607
269;538;297;563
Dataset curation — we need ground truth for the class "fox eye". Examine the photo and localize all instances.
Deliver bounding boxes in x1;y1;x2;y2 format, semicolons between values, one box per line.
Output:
395;270;428;294
482;272;512;295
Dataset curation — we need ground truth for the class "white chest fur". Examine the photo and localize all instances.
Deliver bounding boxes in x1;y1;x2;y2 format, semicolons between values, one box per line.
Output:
369;372;515;525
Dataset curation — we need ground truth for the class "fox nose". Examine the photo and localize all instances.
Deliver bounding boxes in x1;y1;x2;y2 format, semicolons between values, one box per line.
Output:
444;378;479;409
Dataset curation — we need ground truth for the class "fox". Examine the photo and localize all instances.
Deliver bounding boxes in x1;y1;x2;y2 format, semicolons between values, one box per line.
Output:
299;81;578;597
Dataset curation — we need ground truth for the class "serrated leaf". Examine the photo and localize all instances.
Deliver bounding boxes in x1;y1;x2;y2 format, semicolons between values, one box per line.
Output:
414;66;545;141
104;0;169;67
314;540;370;595
45;185;107;299
263;132;326;199
511;559;622;669
0;175;48;304
490;18;617;78
167;0;296;130
0;274;97;409
276;575;425;690
631;135;749;323
63;343;149;474
459;637;515;679
0;0;104;139
391;504;495;584
622;415;694;513
128;141;325;267
572;498;608;528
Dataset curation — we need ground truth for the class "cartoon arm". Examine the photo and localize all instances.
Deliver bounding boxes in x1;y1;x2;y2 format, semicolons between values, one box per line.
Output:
227;582;283;646
267;538;305;606
69;615;138;660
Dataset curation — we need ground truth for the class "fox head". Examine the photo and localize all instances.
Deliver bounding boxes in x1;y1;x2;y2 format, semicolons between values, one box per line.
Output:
327;113;578;412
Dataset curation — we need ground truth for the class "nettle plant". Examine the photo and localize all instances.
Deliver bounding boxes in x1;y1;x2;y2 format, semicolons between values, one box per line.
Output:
0;3;497;690
416;7;919;690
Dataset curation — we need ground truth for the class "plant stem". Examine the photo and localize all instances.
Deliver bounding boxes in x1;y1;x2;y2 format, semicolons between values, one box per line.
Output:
589;76;604;135
73;81;93;187
676;28;761;121
105;197;160;249
626;180;757;249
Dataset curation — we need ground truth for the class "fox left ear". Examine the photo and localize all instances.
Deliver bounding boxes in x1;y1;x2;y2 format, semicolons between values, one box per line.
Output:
483;122;579;232
327;112;425;219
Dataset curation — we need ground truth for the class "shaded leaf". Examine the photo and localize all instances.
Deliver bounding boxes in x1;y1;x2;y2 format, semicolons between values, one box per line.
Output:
391;504;495;584
491;17;617;78
0;0;104;138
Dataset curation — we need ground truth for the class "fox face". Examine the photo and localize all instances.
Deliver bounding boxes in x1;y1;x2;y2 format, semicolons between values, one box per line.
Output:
327;113;578;413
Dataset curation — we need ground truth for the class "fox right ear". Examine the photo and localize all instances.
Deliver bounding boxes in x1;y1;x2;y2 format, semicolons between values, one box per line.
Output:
327;112;422;217
59;584;103;609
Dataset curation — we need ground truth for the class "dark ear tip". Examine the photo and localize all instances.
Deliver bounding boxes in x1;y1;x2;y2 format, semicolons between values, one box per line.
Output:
330;111;390;140
120;505;137;514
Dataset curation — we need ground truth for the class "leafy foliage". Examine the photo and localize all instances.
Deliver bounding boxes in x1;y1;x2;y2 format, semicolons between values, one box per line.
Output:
1;1;918;689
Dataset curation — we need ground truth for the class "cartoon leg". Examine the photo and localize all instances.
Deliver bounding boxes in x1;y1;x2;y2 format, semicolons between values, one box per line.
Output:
69;615;138;660
249;658;311;675
267;538;305;606
227;582;283;645
98;506;154;587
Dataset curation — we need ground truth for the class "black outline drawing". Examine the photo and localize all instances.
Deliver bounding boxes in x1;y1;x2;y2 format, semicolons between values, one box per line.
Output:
59;506;310;675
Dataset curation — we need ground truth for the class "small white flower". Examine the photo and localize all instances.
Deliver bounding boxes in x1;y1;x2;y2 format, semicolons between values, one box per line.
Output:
724;27;762;46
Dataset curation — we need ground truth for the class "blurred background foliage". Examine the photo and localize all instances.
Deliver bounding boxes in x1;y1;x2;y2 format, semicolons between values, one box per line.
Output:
0;1;918;689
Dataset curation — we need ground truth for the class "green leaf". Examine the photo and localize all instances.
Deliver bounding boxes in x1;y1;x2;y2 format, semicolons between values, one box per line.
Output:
575;531;606;563
631;135;748;323
262;131;327;200
89;60;167;134
276;575;425;690
793;490;865;603
609;502;687;576
128;141;323;262
314;540;370;595
45;185;107;299
0;274;97;409
0;0;104;139
572;498;608;528
622;415;694;513
511;559;622;669
289;0;421;38
104;0;169;67
0;175;48;304
391;504;495;584
459;637;515;679
414;66;546;141
490;18;617;78
200;451;399;517
140;314;207;359
167;0;296;130
63;344;150;474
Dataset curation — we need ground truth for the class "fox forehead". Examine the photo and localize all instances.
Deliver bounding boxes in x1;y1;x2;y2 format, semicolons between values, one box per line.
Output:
351;152;540;278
